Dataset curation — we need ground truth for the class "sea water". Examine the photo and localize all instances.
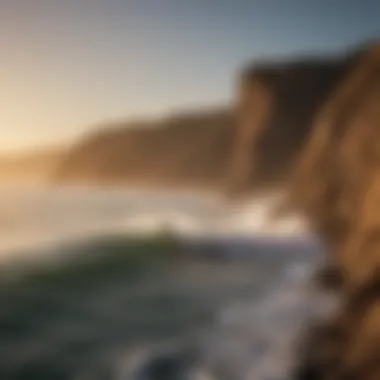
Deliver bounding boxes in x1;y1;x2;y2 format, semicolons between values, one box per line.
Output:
0;184;331;380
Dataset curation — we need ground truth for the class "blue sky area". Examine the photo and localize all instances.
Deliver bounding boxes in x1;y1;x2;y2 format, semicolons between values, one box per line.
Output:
1;0;379;152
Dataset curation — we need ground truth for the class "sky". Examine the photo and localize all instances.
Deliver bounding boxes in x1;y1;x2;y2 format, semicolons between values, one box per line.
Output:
1;0;380;153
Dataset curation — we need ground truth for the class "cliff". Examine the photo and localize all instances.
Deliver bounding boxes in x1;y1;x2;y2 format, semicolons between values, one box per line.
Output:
53;109;235;188
227;50;358;196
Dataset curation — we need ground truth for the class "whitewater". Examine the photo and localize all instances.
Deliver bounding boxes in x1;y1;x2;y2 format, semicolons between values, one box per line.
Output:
0;184;333;380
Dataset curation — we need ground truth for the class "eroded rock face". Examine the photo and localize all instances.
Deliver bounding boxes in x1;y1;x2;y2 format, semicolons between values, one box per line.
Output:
229;40;380;379
227;50;354;198
290;43;380;380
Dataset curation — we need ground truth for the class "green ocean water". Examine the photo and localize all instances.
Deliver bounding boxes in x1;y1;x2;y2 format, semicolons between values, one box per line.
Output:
0;234;284;380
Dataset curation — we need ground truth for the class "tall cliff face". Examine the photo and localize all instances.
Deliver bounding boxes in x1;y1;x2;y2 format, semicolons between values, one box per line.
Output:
227;53;356;196
286;43;380;249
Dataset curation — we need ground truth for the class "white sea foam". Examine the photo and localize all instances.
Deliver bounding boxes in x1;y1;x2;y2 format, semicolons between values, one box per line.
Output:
0;185;308;262
118;258;336;380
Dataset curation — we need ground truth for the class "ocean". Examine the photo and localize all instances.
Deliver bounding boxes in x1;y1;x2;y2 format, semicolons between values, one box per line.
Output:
0;185;333;380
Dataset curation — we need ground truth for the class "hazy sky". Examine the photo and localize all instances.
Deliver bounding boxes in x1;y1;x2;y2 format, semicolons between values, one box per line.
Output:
1;1;380;152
